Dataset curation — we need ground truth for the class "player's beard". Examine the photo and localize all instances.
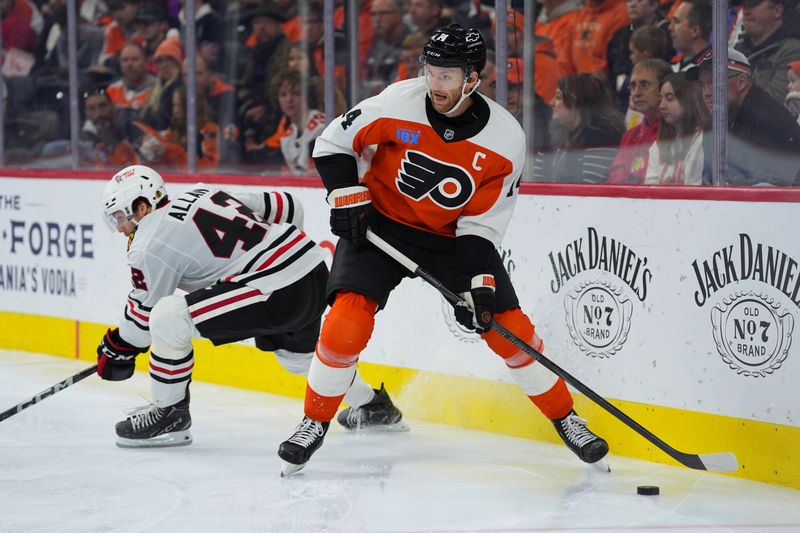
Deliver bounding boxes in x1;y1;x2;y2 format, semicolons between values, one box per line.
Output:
430;90;458;114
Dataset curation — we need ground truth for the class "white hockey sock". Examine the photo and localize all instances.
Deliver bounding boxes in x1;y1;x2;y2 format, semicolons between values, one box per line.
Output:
342;371;375;410
149;295;199;408
508;360;559;397
150;351;194;407
306;351;357;398
274;349;314;375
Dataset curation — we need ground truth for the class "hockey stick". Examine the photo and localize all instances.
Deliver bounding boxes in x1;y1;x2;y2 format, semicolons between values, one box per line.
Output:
0;364;98;423
365;229;738;472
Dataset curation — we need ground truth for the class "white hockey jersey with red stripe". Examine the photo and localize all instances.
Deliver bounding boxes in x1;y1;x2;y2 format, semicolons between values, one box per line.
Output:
280;109;326;176
313;76;526;246
119;186;324;348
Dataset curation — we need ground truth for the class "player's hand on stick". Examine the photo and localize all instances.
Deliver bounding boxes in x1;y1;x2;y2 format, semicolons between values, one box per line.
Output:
96;328;145;381
454;274;496;333
327;185;375;249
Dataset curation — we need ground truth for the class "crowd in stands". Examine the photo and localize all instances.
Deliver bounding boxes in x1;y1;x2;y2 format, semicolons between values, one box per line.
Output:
1;0;799;185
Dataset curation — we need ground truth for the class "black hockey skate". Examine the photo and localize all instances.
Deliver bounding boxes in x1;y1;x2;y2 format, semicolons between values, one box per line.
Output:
115;397;192;448
336;383;407;431
553;409;609;469
278;416;330;477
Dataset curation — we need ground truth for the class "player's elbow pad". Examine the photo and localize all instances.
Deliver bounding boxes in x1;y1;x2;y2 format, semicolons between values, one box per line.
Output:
314;153;360;193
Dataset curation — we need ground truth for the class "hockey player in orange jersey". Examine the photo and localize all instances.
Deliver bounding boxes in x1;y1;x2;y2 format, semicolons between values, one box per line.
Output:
278;24;610;475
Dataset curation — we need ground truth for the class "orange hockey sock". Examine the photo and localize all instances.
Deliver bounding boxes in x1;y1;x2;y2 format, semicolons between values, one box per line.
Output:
304;291;378;421
529;377;573;420
483;308;574;420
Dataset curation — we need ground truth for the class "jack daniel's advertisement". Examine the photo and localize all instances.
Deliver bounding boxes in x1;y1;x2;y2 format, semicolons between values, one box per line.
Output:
548;227;652;358
692;234;796;378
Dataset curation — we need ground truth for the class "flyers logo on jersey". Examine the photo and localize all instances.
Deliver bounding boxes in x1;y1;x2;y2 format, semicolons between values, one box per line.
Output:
396;151;475;209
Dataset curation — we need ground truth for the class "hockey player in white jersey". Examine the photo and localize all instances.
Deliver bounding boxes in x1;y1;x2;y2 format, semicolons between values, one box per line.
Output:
278;24;609;474
97;164;403;447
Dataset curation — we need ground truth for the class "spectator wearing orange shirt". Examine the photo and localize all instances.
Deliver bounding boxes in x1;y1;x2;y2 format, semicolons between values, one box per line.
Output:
535;0;582;73
238;1;290;126
334;0;373;77
562;0;630;76
136;85;220;170
284;41;347;117
496;56;554;151
242;0;306;48
266;68;327;176
408;0;450;36
98;0;139;67
364;0;410;95
394;31;427;82
140;30;183;131
182;55;241;164
276;0;303;42
300;2;347;92
80;88;139;168
106;43;155;128
133;3;169;75
502;10;561;106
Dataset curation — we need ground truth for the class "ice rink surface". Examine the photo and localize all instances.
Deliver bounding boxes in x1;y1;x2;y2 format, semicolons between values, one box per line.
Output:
1;350;798;533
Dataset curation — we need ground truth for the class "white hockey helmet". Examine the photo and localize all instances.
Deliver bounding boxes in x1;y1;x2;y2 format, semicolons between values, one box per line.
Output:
102;165;168;230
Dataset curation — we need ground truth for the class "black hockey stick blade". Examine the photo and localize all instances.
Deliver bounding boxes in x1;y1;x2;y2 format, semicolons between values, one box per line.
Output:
365;230;739;473
0;364;98;423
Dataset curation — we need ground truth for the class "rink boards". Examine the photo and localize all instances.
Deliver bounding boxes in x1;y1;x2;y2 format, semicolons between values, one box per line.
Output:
0;172;798;488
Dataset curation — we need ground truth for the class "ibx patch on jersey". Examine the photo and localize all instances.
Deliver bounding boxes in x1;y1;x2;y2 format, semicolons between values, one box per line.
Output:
396;150;475;209
395;127;421;145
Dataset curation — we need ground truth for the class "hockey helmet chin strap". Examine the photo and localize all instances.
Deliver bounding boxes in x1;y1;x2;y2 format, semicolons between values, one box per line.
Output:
442;78;481;117
425;69;481;117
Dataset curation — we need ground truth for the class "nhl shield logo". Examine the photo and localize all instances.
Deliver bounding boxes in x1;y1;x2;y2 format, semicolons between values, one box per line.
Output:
444;129;455;141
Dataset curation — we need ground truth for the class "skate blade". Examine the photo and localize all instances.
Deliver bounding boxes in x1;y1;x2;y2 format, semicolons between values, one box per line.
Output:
280;461;307;477
116;430;193;448
589;458;611;473
347;421;410;433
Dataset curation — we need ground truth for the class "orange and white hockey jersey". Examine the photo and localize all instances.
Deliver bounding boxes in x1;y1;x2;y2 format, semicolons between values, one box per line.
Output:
312;77;525;248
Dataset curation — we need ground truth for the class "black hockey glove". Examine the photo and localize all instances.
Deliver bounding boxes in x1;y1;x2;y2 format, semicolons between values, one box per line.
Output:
327;185;375;249
96;328;146;381
453;274;496;333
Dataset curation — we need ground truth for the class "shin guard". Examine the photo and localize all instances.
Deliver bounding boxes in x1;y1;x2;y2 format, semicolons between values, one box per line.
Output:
304;292;377;421
483;308;573;420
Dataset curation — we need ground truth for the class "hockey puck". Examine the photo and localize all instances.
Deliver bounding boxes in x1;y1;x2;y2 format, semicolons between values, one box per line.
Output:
637;485;660;496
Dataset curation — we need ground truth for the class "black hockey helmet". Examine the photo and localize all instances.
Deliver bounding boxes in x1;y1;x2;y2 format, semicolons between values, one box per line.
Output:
422;24;486;75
